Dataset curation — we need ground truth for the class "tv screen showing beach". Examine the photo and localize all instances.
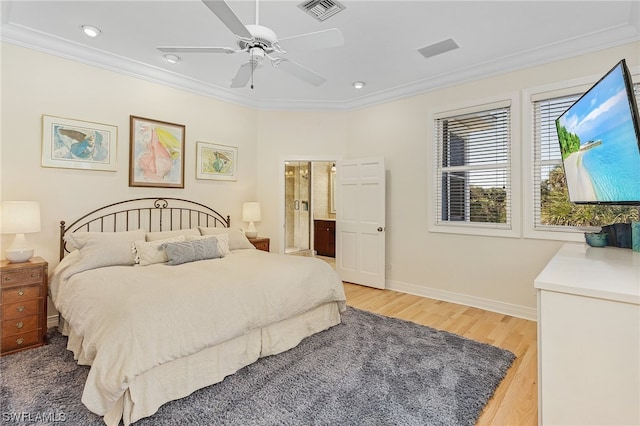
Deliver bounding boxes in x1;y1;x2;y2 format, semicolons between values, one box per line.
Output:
555;61;640;204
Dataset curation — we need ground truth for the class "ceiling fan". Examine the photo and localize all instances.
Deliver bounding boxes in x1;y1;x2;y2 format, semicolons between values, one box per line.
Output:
157;0;344;89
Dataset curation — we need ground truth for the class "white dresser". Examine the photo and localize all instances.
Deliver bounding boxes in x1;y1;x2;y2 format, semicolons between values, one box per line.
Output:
534;243;640;426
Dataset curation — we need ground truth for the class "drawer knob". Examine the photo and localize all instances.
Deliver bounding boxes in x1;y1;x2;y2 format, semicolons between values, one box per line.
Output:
17;290;25;296
31;273;36;277
4;276;11;281
16;321;23;329
16;338;24;345
16;305;25;313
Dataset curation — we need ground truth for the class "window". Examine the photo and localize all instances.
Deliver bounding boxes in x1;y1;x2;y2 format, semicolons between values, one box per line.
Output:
531;82;640;235
434;100;513;233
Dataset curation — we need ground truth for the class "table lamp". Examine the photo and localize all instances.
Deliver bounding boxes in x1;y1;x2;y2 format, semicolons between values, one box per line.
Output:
0;201;41;263
242;202;261;239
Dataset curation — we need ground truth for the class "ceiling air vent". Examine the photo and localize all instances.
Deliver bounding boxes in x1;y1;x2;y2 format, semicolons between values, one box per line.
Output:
418;38;459;60
298;0;346;22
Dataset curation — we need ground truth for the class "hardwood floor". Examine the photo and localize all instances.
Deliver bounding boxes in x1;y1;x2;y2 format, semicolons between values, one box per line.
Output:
343;282;538;426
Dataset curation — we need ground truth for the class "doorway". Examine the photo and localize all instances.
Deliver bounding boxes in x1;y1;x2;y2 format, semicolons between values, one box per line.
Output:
280;158;339;256
284;161;311;254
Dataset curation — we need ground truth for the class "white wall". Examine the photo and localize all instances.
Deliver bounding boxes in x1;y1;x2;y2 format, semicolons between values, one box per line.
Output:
3;40;638;321
1;43;259;267
255;41;640;319
255;110;348;251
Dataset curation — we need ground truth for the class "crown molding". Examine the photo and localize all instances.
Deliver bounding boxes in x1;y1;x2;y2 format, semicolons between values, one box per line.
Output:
0;23;261;109
2;20;638;112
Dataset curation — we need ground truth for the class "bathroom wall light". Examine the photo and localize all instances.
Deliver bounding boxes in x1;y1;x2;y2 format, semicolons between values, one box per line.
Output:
82;25;101;38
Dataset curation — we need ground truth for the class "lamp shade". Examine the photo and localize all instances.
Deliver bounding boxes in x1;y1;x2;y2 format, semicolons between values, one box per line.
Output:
0;201;41;234
242;202;262;222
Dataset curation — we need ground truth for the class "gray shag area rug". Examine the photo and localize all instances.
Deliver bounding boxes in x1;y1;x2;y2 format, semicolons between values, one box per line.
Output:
1;307;515;425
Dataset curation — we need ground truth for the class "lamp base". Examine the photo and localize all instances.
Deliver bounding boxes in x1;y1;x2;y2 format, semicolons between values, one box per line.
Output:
5;248;34;263
245;221;258;239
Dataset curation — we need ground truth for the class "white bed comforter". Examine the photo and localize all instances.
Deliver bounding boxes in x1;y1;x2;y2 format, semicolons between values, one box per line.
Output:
49;249;346;419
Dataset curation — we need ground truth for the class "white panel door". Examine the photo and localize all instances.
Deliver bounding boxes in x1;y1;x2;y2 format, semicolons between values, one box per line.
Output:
336;157;386;289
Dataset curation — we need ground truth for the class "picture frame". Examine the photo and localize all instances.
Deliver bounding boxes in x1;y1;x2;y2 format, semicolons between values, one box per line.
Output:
196;141;238;181
129;115;185;188
41;115;117;171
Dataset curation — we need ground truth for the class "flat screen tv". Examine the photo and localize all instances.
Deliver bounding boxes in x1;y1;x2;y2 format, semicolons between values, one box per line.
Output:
555;59;640;205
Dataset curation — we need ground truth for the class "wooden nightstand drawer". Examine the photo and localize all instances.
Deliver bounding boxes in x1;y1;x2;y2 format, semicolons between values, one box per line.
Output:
1;284;41;304
248;237;270;252
1;268;43;286
2;299;40;320
2;315;39;337
1;330;41;353
0;257;48;356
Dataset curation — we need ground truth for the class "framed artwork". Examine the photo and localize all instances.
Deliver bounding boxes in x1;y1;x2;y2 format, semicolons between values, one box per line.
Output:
41;115;117;171
129;115;185;188
196;141;238;181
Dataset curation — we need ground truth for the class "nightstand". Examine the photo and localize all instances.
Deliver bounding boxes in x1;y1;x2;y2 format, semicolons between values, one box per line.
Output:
1;257;48;356
248;237;270;252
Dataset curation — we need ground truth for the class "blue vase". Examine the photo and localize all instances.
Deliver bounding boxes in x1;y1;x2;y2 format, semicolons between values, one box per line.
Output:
632;222;640;252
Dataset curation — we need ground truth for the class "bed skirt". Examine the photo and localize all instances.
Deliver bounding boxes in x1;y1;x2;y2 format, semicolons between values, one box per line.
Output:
59;301;342;426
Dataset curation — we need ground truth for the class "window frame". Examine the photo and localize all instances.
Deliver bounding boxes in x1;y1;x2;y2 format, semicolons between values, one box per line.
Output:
522;70;640;241
428;93;521;238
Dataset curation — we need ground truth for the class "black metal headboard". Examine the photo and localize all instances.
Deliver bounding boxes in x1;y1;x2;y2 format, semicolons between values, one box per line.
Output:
59;197;230;260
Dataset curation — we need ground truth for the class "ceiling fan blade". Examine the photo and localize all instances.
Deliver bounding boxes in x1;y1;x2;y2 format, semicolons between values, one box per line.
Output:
276;59;326;87
231;61;258;88
279;28;344;51
202;0;253;40
158;46;236;54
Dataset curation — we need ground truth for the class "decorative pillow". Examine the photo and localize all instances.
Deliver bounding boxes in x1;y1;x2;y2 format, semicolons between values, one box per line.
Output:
162;238;222;265
64;229;144;251
186;234;231;256
198;227;255;250
145;228;200;242
64;229;146;267
133;235;185;266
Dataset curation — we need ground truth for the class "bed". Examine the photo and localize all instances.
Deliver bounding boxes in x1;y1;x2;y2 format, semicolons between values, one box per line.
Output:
49;198;346;426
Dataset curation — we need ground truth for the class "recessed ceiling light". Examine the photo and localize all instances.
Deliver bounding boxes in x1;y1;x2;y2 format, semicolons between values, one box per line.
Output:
81;25;101;38
163;54;181;64
353;81;365;89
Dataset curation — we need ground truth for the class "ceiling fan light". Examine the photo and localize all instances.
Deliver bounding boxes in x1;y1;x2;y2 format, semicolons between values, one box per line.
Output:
81;25;101;38
163;54;181;64
353;81;365;89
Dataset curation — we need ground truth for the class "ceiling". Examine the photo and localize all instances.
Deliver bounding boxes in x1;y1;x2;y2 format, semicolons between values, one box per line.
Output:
2;0;639;111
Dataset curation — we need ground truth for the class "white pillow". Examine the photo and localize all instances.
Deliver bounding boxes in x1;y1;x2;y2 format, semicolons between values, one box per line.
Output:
186;234;231;256
133;235;185;266
145;228;200;241
198;227;255;250
63;229;146;271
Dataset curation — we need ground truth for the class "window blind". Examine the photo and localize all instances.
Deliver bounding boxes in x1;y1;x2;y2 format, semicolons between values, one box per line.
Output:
435;104;511;228
532;82;640;230
532;94;579;230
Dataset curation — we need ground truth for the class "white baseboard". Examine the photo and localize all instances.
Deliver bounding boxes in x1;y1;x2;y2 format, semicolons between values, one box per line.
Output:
386;279;537;321
47;315;59;329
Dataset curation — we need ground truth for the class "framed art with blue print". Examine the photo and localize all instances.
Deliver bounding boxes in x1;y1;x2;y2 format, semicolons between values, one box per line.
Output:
42;115;117;171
